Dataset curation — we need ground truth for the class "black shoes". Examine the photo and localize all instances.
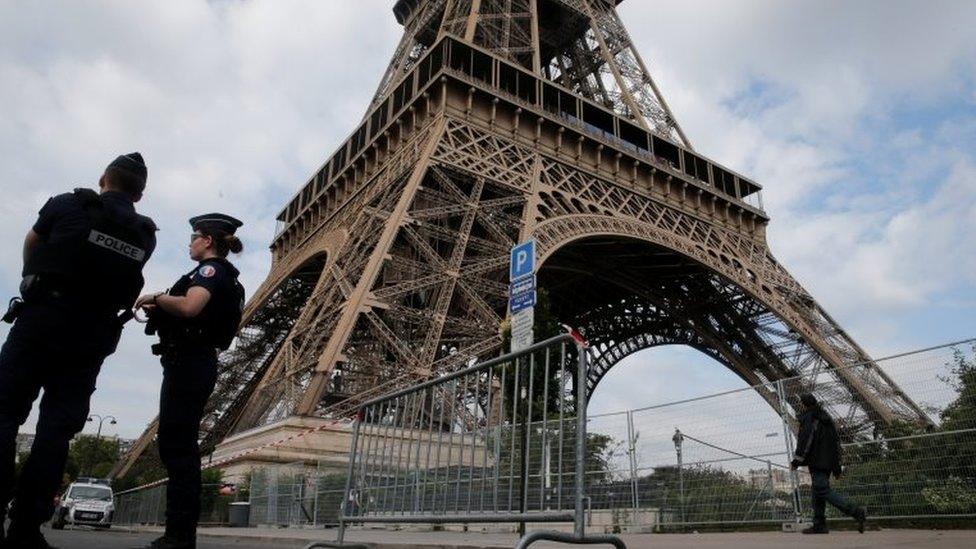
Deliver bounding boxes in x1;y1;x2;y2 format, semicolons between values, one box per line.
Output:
854;507;867;533
141;534;196;549
801;524;829;534
800;508;866;536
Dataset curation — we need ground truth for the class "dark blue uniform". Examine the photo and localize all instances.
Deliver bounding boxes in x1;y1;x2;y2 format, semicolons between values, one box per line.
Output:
0;190;155;534
150;257;243;540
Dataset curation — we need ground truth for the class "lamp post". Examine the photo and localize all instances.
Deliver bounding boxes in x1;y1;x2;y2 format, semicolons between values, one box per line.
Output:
85;414;117;477
672;428;684;524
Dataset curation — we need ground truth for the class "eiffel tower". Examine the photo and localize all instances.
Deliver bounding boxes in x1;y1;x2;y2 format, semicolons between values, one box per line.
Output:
115;0;927;478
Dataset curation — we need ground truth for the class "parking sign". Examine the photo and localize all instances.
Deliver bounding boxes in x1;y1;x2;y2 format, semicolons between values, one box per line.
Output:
510;240;535;281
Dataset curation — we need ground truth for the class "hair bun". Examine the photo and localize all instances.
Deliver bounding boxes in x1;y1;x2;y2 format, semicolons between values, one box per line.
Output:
225;234;244;254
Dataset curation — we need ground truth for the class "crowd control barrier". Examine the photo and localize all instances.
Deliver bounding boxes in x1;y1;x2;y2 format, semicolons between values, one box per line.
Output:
306;334;625;549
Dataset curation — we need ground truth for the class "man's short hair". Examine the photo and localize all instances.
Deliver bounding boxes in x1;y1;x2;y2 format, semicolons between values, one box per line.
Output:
104;166;146;196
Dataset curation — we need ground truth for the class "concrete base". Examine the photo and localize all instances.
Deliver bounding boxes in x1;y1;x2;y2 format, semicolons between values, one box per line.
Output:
209;416;355;483
782;521;814;533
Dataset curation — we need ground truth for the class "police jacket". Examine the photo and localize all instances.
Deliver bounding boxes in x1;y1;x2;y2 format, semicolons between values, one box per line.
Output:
794;405;843;475
24;189;157;312
152;257;244;351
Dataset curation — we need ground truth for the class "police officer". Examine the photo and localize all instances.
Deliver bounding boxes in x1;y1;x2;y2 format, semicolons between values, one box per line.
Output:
0;153;156;549
135;214;244;549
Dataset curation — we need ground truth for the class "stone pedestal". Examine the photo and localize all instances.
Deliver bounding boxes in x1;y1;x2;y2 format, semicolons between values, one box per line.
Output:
210;416;353;483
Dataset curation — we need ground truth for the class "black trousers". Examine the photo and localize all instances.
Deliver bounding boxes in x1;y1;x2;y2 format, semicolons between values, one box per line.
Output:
158;348;217;536
0;301;120;531
810;468;857;526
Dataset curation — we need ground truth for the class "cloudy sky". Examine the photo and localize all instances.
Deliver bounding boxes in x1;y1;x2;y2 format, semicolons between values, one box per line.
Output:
1;1;974;440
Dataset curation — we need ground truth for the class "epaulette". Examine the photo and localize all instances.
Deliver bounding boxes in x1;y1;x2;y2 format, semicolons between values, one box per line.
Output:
72;187;101;207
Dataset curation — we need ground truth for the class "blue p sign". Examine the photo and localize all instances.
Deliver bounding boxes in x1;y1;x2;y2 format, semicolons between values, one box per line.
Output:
510;240;535;280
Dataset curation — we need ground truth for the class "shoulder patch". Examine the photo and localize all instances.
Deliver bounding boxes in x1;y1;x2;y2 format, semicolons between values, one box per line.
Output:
198;265;217;278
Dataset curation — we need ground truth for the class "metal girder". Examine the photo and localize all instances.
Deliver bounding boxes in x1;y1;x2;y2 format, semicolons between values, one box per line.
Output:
114;1;928;480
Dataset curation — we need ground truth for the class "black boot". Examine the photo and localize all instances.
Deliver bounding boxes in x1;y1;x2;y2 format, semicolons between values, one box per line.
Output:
802;523;829;534
854;507;867;533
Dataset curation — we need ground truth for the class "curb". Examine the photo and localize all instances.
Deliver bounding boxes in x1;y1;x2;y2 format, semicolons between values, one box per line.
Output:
115;526;512;549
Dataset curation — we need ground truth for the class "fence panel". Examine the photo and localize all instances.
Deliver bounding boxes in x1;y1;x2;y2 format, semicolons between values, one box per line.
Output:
114;483;233;526
581;338;976;530
344;335;584;525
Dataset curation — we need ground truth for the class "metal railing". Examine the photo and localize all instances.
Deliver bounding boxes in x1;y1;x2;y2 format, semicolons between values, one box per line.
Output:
114;483;237;526
308;334;625;549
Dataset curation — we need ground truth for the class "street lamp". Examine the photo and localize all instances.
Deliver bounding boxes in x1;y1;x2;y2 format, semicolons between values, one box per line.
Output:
672;428;685;524
85;414;117;477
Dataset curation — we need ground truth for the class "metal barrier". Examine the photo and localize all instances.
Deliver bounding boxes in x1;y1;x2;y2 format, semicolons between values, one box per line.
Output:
308;334;625;549
116;337;974;536
582;337;976;529
114;483;236;526
247;461;348;526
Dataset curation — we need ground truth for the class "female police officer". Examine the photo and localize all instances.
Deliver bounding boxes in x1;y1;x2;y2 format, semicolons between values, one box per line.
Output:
135;213;245;549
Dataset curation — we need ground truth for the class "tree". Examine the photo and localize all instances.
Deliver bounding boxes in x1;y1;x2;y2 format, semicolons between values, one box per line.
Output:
68;435;120;481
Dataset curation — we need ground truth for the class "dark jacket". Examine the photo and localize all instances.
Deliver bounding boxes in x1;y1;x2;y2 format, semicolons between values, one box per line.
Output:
794;405;843;476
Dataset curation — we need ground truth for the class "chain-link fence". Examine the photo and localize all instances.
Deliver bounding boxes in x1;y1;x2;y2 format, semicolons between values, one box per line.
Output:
114;483;237;526
246;461;348;526
583;338;976;530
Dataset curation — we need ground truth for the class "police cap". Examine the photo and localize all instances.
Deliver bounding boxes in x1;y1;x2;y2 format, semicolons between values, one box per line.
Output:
189;213;243;235
108;152;148;184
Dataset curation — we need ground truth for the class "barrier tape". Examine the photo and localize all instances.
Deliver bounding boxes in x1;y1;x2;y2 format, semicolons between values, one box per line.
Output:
115;415;356;496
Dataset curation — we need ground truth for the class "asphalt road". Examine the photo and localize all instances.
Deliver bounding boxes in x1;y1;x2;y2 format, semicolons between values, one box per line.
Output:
39;525;976;549
40;527;308;549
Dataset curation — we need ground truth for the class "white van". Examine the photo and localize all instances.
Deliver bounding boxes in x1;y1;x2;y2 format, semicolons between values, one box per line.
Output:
51;478;114;529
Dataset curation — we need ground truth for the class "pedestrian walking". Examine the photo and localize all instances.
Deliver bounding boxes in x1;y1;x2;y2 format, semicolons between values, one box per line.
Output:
790;392;867;534
0;153;157;549
135;214;245;549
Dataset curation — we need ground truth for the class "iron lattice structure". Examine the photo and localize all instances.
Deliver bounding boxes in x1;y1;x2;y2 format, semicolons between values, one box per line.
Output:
114;0;927;479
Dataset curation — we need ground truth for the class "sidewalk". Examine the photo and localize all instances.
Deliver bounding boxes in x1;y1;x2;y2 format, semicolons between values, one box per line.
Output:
121;525;976;549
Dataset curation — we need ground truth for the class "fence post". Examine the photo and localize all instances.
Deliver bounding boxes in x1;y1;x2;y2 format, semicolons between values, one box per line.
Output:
626;410;639;524
575;344;588;538
312;464;320;528
775;380;803;523
338;415;362;544
268;469;278;525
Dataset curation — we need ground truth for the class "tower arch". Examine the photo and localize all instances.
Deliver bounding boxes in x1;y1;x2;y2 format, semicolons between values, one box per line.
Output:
534;218;919;426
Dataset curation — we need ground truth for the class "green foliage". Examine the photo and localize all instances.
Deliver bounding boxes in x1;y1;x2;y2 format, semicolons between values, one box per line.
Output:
831;343;976;518
633;464;786;524
939;345;976;432
67;435;120;484
236;470;252;501
199;468;228;521
113;442;168;491
921;476;976;513
586;432;622;483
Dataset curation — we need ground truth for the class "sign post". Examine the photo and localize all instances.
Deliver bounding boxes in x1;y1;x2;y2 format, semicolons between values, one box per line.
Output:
509;240;536;352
